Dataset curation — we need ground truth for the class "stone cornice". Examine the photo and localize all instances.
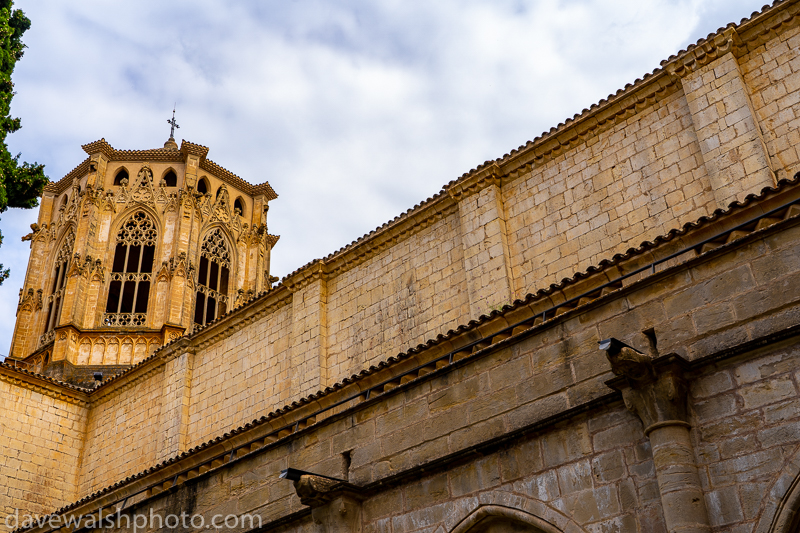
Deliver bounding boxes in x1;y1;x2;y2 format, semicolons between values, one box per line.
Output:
179;140;209;159
0;365;89;407
43;159;91;195
88;355;165;405
321;195;459;278
199;158;278;200
663;28;740;79
284;260;326;293
446;163;502;200
82;139;185;163
734;0;800;54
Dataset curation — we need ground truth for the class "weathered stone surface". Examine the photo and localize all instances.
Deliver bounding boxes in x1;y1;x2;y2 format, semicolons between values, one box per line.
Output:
5;4;800;533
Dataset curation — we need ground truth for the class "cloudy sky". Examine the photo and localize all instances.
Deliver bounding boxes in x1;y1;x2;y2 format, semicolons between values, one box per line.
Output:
0;0;765;352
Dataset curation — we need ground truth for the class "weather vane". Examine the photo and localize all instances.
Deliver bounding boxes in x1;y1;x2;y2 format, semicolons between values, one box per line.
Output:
167;105;180;139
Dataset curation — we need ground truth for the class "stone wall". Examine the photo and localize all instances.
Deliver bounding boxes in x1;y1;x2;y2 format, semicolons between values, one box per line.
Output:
34;199;800;533
0;374;87;523
325;210;469;379
741;20;800;180
4;2;800;528
173;11;800;411
187;302;293;447
77;367;166;496
62;5;800;499
502;88;716;296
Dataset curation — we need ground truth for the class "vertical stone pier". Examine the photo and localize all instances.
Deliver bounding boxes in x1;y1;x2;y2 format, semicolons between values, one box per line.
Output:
604;344;711;533
667;28;776;208
448;164;515;318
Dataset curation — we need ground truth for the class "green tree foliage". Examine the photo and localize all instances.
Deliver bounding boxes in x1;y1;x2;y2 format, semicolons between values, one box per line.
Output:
0;0;47;284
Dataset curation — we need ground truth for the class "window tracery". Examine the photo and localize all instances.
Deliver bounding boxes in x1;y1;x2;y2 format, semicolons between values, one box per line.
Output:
194;228;230;328
40;230;75;346
103;211;157;327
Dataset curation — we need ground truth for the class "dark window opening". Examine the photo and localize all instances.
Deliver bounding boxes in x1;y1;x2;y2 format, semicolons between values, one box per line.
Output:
194;229;231;329
194;293;206;325
164;170;177;187
114;169;128;186
197;178;208;195
43;232;75;339
234;198;245;217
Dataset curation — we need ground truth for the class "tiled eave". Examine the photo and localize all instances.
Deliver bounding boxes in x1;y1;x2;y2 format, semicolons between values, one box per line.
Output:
0;363;90;406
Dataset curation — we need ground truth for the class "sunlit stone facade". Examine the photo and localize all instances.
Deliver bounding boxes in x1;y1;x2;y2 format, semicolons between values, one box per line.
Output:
4;2;800;533
9;138;278;385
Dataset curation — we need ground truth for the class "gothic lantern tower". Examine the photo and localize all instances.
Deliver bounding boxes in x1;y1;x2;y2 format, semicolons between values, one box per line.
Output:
8;136;278;385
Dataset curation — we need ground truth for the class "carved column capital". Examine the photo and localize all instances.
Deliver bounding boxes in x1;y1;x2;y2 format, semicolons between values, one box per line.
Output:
604;345;690;435
291;475;364;533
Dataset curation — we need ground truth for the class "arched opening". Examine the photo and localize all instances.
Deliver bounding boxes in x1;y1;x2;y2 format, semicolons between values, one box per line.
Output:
761;463;800;533
163;170;177;187
451;505;568;533
61;194;69;207
467;517;545;533
113;168;129;186
215;186;223;199
42;230;75;343
197;177;209;195
104;211;157;327
194;228;231;328
234;197;245;217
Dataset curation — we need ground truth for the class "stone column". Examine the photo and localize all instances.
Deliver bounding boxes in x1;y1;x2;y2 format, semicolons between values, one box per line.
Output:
603;343;711;533
666;28;776;208
448;165;515;318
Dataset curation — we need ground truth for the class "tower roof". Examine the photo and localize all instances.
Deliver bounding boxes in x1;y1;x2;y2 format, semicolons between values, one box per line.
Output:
43;138;277;200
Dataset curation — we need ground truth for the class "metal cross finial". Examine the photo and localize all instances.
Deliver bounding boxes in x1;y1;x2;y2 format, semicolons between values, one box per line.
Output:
167;105;180;139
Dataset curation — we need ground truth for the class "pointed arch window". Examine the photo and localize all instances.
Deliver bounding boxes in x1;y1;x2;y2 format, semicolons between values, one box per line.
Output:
163;170;177;187
234;197;245;217
40;231;75;346
113;168;129;186
103;211;157;327
194;229;230;328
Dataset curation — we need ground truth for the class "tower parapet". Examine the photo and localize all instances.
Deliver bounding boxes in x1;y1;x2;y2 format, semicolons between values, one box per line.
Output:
9;138;278;385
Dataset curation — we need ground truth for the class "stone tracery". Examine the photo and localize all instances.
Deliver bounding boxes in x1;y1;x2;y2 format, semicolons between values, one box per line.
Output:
103;211;157;327
194;228;231;328
39;229;76;347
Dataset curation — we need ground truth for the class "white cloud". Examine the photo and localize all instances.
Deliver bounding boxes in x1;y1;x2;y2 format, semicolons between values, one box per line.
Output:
0;0;764;352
